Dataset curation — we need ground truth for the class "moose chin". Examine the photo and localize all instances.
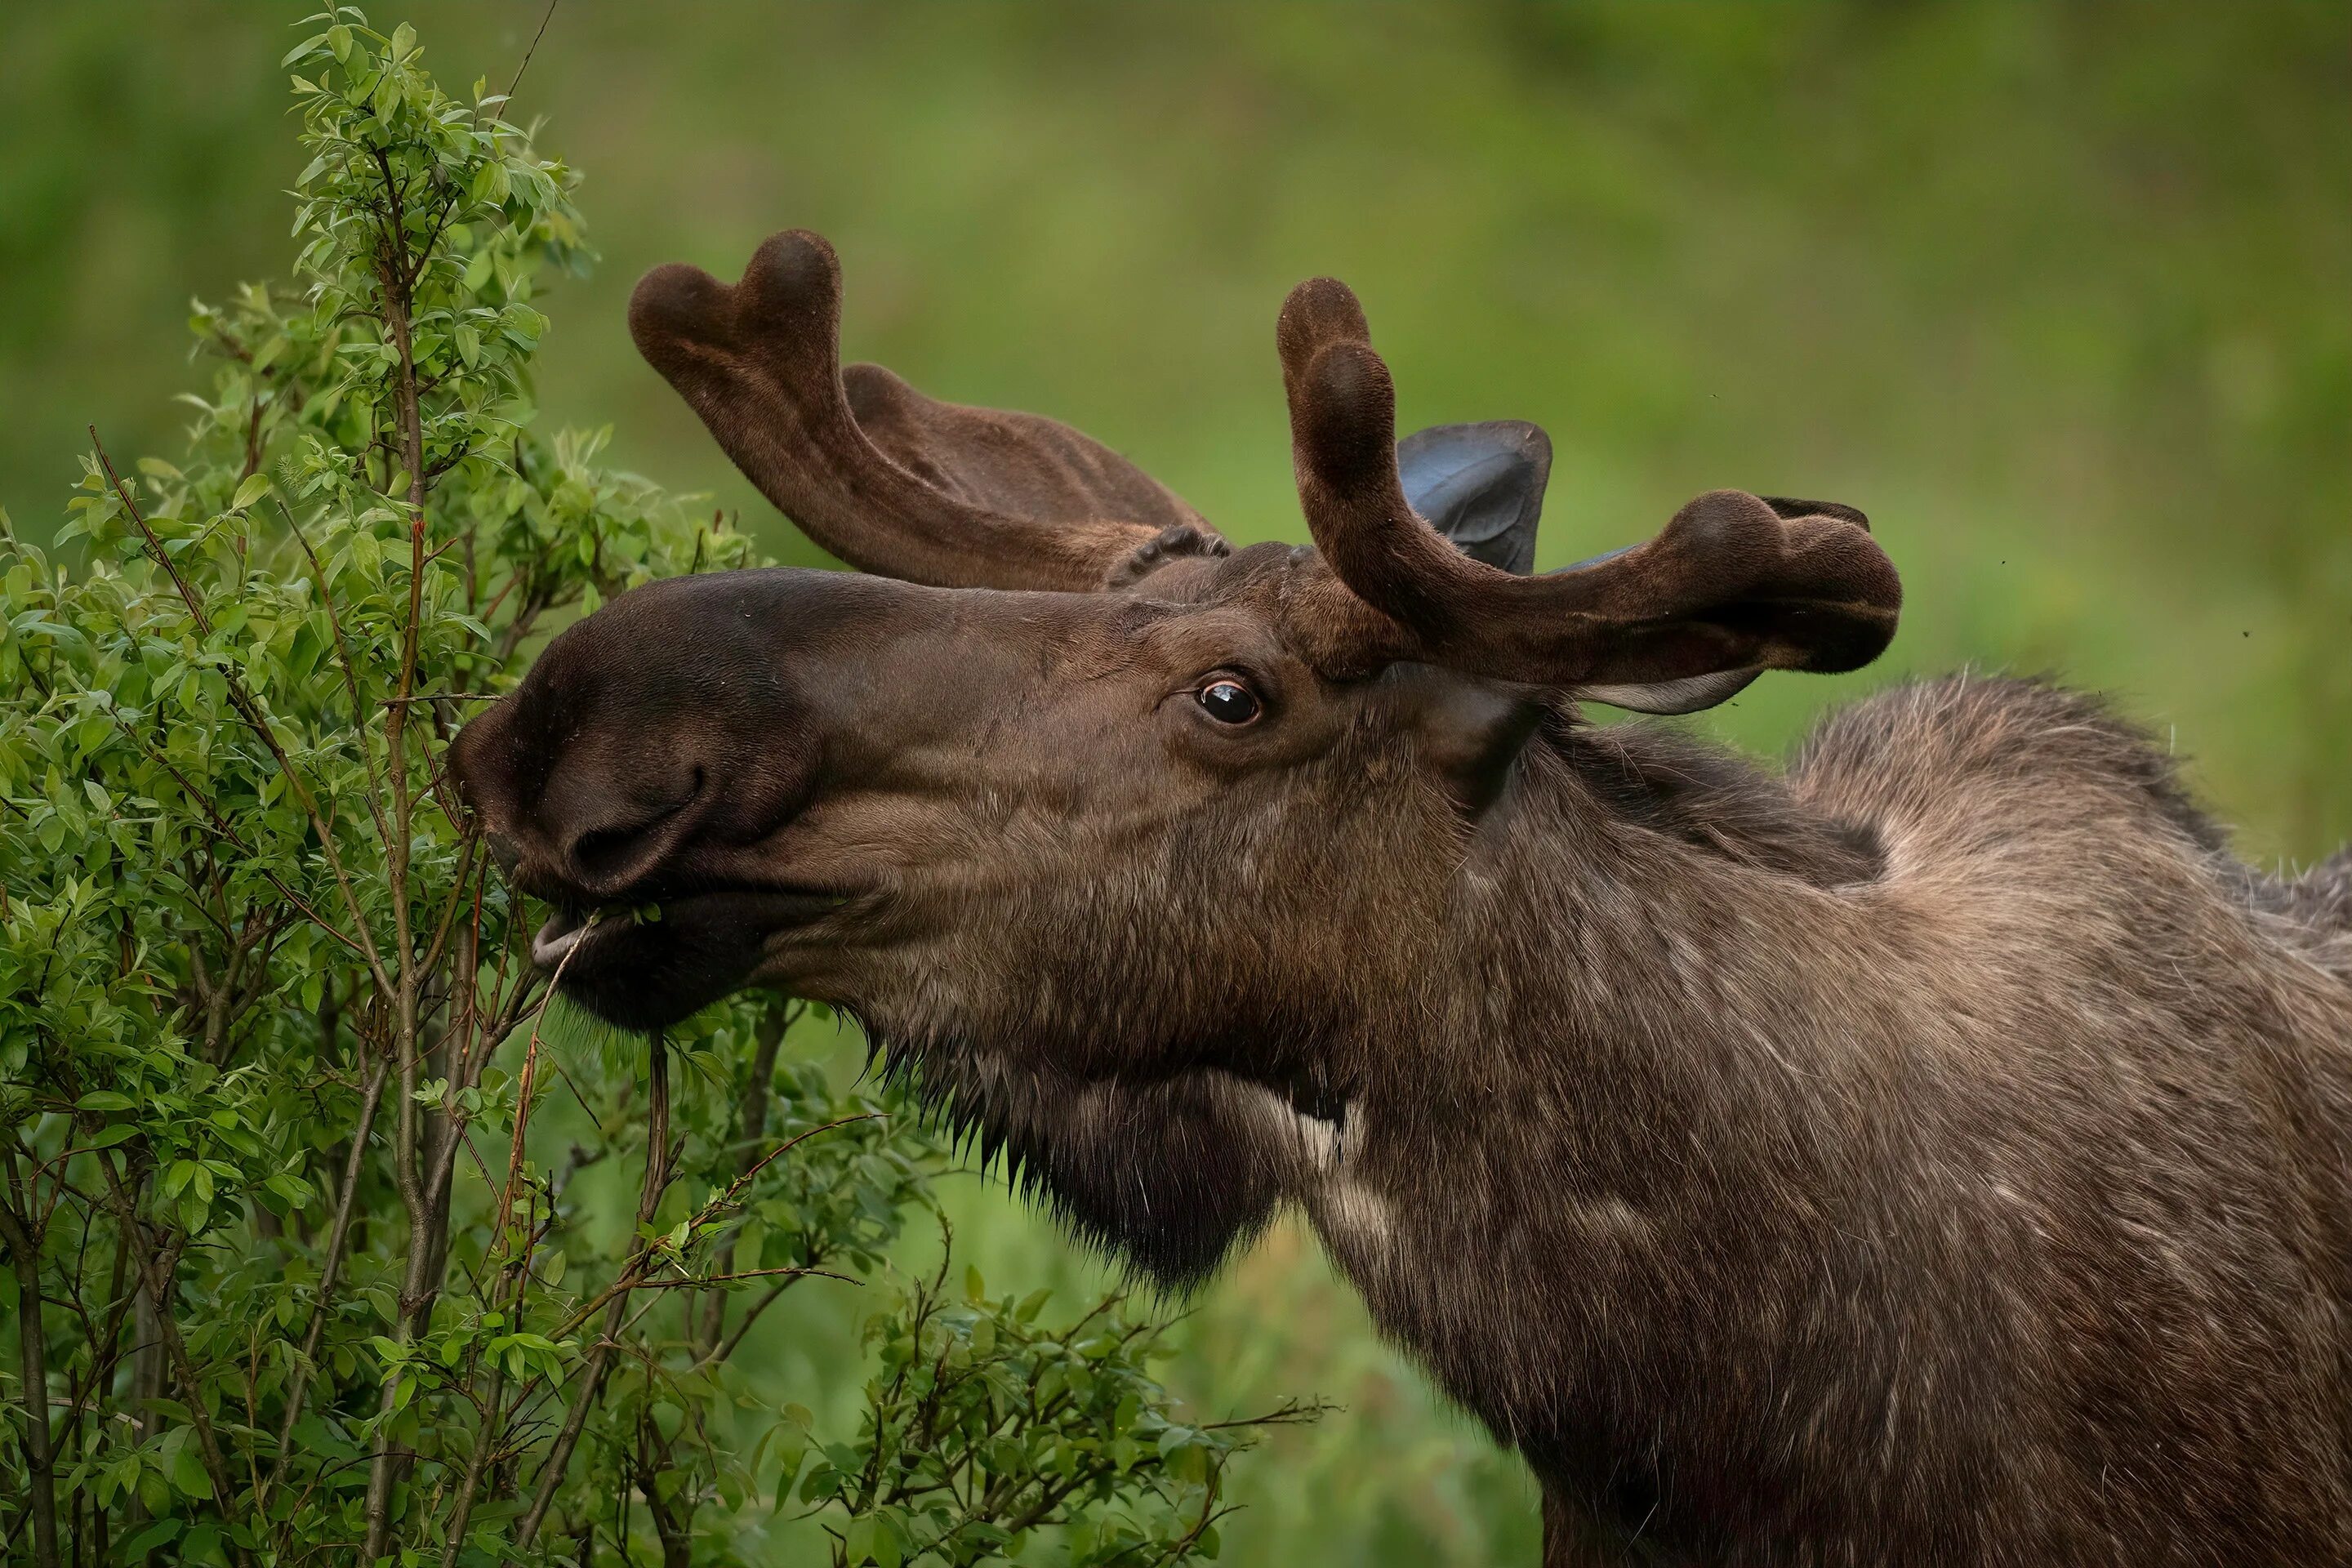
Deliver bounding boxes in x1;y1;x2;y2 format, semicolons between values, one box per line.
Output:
448;229;2352;1567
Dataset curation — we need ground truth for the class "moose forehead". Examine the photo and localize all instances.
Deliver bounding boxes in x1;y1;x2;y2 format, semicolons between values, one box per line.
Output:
535;540;1331;693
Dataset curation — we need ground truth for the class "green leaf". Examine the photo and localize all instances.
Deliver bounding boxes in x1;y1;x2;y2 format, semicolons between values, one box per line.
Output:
122;1519;183;1561
77;1089;136;1112
169;1437;214;1499
230;472;274;511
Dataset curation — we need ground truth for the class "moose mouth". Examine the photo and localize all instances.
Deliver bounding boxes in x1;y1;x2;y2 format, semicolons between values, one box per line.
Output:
530;885;854;1031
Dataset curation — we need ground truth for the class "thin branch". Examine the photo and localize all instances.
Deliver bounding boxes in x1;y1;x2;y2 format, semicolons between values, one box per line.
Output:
492;919;595;1236
263;1054;390;1505
89;427;212;637
278;497;393;843
91;426;390;987
516;1035;674;1548
0;1145;60;1568
635;1265;857;1293
506;0;559;101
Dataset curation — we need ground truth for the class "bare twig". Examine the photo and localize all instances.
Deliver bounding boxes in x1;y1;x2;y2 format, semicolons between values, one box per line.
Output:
492;917;595;1236
506;0;560;102
89;428;212;637
361;133;447;1556
636;1265;858;1293
264;1054;390;1506
696;998;797;1354
278;498;393;844
517;1035;675;1548
0;1145;60;1568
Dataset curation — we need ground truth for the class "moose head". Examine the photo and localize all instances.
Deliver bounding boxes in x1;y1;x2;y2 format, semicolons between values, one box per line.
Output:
448;230;1898;1284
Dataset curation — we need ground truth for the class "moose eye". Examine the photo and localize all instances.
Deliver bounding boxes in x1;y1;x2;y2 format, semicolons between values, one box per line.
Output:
1196;679;1261;725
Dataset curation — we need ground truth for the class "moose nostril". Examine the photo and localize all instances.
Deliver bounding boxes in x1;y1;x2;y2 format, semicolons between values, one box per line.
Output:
561;769;705;889
570;820;662;884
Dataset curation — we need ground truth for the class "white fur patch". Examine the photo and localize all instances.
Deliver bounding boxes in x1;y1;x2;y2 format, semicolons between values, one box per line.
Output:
1255;1090;1394;1258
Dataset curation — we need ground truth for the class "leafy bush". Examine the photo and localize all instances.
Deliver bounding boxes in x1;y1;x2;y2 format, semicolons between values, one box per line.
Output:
0;11;1299;1565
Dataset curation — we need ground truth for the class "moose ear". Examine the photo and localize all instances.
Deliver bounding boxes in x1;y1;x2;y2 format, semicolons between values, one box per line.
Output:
1396;421;1551;577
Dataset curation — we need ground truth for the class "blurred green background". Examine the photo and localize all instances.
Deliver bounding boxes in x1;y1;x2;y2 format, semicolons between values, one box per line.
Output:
4;4;2346;1562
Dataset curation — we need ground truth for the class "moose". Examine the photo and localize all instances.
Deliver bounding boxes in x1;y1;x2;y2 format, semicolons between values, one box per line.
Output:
450;231;2352;1566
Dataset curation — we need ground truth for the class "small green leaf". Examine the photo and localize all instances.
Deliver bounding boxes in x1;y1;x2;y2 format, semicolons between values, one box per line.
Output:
169;1437;213;1499
122;1519;182;1561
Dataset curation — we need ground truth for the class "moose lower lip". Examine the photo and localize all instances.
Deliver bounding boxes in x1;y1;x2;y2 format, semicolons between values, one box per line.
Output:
528;887;853;974
532;913;590;969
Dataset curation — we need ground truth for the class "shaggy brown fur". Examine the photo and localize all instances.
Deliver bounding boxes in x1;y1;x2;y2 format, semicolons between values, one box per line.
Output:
451;233;2352;1566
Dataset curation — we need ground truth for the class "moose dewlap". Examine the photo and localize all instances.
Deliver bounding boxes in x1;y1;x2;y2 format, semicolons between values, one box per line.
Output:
450;229;2352;1567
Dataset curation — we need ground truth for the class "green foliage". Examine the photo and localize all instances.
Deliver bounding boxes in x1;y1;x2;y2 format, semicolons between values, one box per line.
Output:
798;1270;1319;1568
0;12;1291;1565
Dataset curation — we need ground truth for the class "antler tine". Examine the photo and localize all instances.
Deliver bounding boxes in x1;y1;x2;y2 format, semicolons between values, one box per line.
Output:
1276;277;1901;688
631;230;1223;592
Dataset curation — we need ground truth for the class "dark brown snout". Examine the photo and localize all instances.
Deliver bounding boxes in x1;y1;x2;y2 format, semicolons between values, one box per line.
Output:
451;568;832;909
448;564;1087;1027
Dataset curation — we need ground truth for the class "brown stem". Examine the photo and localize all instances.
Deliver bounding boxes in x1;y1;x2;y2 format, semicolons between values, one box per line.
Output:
278;499;394;846
265;1054;390;1504
492;916;595;1236
542;1113;872;1344
695;998;795;1354
1140;1459;1230;1568
517;1036;674;1548
363;140;441;1557
88;426;212;639
434;1371;504;1568
84;1151;238;1529
141;1247;236;1523
0;1147;60;1568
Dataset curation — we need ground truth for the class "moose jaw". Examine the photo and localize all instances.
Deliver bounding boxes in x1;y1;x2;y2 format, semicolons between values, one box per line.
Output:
449;231;2352;1567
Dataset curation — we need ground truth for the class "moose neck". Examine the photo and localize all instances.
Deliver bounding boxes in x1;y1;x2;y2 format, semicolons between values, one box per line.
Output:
1310;713;1895;1502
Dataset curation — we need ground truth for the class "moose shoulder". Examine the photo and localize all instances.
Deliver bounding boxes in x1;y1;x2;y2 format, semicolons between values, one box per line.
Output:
448;231;2352;1566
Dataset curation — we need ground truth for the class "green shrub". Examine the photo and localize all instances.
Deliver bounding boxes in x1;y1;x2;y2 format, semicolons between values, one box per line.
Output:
0;11;1300;1565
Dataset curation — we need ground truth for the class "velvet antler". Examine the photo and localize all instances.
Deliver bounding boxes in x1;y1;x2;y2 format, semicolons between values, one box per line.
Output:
1276;277;1901;691
630;230;1227;591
